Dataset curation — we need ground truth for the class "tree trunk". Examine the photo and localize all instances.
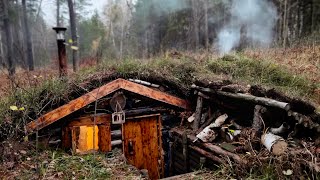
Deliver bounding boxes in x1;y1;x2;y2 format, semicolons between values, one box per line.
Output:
0;32;3;67
143;30;149;59
2;0;15;75
191;0;199;50
120;20;124;60
203;0;209;50
22;0;35;71
109;21;118;58
283;0;288;48
67;0;79;72
56;0;60;26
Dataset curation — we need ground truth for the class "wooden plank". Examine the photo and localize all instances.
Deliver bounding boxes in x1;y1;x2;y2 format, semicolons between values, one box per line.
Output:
67;114;111;127
111;140;122;146
122;119;144;169
193;95;203;130
122;115;163;180
71;126;100;154
26;79;190;133
122;79;190;110
111;130;122;139
62;127;72;149
143;116;160;179
182;132;189;173
85;126;99;151
26;79;122;133
98;125;112;152
157;116;164;178
126;113;161;120
71;127;79;154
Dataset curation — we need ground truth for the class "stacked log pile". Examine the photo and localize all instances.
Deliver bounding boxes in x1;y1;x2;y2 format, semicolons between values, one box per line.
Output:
172;82;320;175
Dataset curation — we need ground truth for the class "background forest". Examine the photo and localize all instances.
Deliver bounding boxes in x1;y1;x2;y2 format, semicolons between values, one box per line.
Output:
0;0;319;74
0;1;320;179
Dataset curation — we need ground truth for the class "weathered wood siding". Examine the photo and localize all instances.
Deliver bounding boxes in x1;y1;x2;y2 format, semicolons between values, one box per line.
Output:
122;115;163;180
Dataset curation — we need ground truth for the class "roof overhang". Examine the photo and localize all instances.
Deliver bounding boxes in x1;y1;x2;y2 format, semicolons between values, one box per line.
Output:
26;78;190;133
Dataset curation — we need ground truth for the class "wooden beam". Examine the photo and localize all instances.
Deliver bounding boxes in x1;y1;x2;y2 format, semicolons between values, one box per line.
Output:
26;78;190;133
26;79;122;133
193;94;203;130
121;79;190;110
67;114;111;127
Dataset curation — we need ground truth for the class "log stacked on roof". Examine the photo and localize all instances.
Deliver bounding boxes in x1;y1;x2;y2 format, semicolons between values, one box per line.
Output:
170;82;320;174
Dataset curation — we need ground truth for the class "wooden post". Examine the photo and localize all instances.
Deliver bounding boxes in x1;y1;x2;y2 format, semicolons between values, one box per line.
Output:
53;27;68;77
169;142;173;176
182;132;189;173
193;94;203;130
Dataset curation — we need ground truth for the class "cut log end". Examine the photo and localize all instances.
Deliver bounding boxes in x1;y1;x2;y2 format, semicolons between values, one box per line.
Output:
262;133;288;156
271;141;288;156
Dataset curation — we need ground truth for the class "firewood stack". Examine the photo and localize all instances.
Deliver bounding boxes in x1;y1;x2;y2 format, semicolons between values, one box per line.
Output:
174;82;320;173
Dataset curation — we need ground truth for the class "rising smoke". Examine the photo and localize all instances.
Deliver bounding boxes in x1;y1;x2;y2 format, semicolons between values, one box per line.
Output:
218;0;278;54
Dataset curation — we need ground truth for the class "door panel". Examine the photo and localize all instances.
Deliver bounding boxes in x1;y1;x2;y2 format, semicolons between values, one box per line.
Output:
122;115;163;180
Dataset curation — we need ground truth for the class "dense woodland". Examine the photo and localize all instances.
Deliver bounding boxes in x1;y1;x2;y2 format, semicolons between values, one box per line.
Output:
0;0;319;75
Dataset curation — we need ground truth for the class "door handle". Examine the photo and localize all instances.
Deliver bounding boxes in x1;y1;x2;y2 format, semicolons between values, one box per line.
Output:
128;140;134;155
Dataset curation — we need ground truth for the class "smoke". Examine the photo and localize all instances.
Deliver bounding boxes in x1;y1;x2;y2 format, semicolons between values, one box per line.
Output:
217;0;278;54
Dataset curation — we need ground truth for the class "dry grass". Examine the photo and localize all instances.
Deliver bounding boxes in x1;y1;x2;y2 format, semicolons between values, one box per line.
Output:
244;46;320;84
244;46;320;108
0;141;143;180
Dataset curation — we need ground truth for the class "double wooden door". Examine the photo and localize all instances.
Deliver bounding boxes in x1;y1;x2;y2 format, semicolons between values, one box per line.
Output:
122;114;163;180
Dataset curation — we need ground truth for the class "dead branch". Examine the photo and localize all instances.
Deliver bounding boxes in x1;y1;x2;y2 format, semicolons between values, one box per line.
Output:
172;128;247;165
252;105;267;133
192;85;290;111
288;111;320;132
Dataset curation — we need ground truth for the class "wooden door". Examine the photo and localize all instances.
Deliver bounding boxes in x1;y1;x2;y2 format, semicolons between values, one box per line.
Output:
122;114;163;180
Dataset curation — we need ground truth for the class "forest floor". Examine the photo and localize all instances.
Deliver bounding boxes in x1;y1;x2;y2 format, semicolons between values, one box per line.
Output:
0;46;319;179
0;141;144;180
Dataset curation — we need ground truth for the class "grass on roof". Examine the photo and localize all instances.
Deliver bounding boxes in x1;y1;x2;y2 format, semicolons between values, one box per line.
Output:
0;53;318;140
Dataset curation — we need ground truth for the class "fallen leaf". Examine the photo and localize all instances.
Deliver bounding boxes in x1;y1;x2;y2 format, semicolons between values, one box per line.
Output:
282;169;293;176
20;150;27;155
10;106;18;111
71;46;79;50
24;136;29;142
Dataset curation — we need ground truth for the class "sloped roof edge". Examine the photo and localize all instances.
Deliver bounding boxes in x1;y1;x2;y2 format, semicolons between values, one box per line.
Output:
26;78;190;133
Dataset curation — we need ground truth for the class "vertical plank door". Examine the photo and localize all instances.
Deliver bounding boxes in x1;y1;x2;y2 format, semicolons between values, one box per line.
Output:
122;115;163;180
